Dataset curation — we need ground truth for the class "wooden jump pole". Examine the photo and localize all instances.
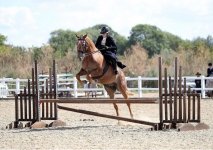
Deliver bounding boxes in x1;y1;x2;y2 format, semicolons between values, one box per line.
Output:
34;60;40;122
174;57;178;122
158;57;163;129
178;66;182;121
52;60;58;119
164;67;168;121
169;76;173;122
58;105;158;128
40;98;158;104
183;78;187;122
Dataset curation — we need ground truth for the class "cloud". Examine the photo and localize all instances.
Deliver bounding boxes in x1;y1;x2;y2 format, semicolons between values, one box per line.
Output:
0;6;39;46
0;0;212;47
0;6;36;28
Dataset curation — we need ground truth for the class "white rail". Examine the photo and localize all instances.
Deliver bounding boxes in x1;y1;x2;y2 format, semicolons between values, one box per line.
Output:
0;76;213;98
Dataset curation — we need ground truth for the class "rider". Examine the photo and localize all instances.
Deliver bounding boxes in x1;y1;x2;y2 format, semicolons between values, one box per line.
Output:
207;63;213;77
95;26;126;74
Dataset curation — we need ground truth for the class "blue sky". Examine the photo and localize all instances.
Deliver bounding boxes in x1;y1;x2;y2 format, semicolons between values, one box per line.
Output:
0;0;213;47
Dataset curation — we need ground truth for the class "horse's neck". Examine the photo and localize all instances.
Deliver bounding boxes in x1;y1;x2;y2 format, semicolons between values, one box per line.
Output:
83;37;106;70
85;38;97;52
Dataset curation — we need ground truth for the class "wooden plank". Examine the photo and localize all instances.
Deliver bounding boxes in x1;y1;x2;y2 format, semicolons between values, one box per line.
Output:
53;60;57;99
32;68;36;121
197;95;200;122
45;78;49;118
158;57;163;124
20;91;23;120
41;86;45;118
174;57;178;122
193;94;196;120
178;66;182;122
58;105;157;127
28;79;31;120
59;97;157;100
183;78;187;122
15;95;18;122
35;60;39;121
169;76;173;122
40;98;158;104
53;60;58;120
24;87;27;120
49;68;53;118
188;87;191;121
164;68;168;121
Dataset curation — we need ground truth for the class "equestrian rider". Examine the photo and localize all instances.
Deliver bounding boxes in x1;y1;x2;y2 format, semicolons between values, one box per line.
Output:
95;26;126;74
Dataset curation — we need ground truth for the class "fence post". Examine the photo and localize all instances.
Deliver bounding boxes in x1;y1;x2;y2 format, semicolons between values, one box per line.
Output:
16;78;20;94
138;76;142;97
1;77;6;84
201;75;205;98
103;88;108;97
73;77;78;98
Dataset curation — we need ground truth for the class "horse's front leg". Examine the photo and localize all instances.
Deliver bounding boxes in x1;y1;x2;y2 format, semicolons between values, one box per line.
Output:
76;68;87;85
86;74;93;83
86;67;102;83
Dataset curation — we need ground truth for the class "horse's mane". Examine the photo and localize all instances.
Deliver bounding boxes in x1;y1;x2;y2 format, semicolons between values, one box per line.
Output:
85;36;97;51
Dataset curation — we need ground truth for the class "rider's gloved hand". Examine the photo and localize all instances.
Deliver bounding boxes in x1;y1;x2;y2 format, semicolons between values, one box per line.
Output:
104;46;109;49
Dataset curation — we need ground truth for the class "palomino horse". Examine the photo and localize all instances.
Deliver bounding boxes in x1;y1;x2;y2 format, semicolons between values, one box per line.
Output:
76;34;134;118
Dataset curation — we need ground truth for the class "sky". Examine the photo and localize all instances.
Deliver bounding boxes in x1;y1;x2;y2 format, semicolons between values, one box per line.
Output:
0;0;213;47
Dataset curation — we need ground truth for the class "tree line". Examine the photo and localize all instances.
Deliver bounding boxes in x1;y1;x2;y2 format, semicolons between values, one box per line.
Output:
0;24;213;78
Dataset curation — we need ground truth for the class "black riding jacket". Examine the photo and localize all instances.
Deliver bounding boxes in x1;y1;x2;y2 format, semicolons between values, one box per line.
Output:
95;35;117;54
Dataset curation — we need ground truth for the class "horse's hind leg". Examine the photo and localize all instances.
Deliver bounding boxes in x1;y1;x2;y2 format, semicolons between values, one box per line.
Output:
117;75;134;119
104;85;119;116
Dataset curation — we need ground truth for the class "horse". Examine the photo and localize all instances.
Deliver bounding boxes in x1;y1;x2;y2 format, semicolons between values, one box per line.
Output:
75;34;134;118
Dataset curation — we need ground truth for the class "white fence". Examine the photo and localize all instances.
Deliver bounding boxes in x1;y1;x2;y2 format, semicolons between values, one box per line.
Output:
0;76;213;99
0;83;9;98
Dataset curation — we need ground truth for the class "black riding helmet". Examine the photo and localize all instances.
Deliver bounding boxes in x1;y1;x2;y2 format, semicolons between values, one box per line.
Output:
100;26;109;34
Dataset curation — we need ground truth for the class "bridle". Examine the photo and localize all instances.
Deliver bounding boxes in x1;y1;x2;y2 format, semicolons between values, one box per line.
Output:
77;37;88;54
76;35;100;60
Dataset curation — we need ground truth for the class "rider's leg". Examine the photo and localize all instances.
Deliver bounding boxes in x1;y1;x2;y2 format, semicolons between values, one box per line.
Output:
104;55;118;74
111;59;118;74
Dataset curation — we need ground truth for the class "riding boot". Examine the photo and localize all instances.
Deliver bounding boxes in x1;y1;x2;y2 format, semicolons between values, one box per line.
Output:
117;61;126;69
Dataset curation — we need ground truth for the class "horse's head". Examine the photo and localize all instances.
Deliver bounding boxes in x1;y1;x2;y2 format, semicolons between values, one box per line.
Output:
76;34;89;60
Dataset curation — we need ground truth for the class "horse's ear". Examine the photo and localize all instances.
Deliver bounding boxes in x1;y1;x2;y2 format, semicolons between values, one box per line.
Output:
83;34;87;39
75;34;80;39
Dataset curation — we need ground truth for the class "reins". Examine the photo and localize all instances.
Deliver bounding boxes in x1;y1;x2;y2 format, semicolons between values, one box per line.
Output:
81;49;101;58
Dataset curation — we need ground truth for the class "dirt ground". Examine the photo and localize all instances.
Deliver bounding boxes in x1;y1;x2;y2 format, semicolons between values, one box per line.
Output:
0;94;213;149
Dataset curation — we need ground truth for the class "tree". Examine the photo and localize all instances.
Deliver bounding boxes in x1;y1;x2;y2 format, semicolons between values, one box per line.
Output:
49;29;76;57
32;47;44;61
0;34;7;46
128;24;184;57
206;35;213;52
